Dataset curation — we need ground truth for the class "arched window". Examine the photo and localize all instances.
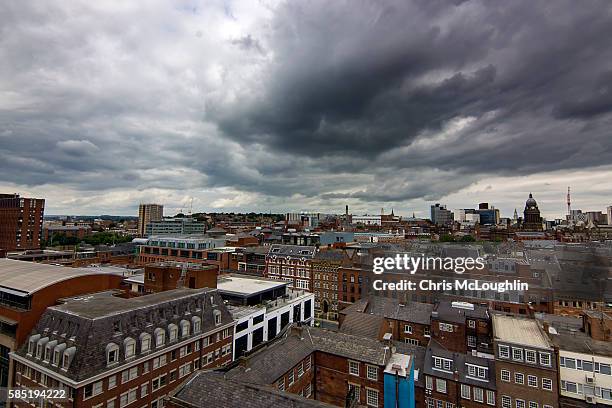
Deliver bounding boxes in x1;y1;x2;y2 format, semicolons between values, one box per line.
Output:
27;334;40;355
154;328;165;348
140;333;152;353
192;316;202;333
106;343;120;365
53;343;66;366
180;320;190;338
213;310;222;325
124;337;136;359
44;340;57;362
168;324;178;342
36;337;49;359
62;346;76;370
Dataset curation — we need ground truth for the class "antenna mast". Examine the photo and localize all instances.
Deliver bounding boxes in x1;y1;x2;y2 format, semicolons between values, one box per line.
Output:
566;187;571;216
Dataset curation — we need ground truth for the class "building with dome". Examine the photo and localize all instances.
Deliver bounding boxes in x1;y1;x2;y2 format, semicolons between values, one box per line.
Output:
523;193;543;231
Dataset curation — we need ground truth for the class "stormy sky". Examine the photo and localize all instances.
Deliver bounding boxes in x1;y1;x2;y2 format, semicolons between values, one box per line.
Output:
1;0;612;218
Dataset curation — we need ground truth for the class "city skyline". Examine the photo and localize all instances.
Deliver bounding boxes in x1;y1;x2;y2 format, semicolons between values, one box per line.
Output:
2;1;612;218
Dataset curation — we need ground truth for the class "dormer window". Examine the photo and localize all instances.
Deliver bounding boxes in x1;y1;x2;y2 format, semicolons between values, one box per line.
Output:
124;337;136;359
213;310;222;325
154;328;165;348
36;337;49;359
27;334;40;355
44;340;57;362
140;333;152;353
52;343;66;366
180;320;190;338
62;346;76;370
168;324;178;342
106;343;120;365
192;316;202;333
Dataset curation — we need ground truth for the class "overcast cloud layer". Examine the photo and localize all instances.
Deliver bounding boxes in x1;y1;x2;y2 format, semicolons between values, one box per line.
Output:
1;0;612;218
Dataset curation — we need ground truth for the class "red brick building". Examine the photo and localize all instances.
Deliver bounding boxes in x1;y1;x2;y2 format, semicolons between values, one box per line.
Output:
10;288;235;408
0;259;124;387
0;194;45;251
144;262;218;294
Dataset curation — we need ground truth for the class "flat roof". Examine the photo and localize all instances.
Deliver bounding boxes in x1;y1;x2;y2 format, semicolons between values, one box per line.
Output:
217;275;288;297
0;258;115;295
492;314;551;349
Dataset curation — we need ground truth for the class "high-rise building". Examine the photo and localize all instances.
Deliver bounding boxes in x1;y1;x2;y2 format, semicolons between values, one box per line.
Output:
137;203;163;237
0;193;45;251
607;206;612;226
431;203;453;226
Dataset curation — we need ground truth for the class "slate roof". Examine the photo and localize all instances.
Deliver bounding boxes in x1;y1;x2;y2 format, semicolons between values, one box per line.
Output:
170;370;334;408
227;325;392;386
226;328;314;384
267;244;317;259
339;312;384;339
424;340;497;390
15;288;234;382
340;296;433;325
434;301;489;324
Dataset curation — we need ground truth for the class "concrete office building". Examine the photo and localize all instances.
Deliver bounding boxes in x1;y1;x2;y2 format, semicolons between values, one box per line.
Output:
144;218;205;237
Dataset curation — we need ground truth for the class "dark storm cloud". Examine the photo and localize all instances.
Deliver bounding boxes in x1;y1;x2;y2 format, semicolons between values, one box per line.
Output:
214;0;612;175
1;0;612;212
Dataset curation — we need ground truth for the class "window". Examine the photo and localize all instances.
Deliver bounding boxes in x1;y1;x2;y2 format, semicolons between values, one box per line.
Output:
366;388;378;407
404;325;412;334
515;373;524;385
107;398;116;408
486;390;495;406
140;383;148;397
119;388;137;408
499;345;510;359
405;338;419;346
501;396;512;408
467;364;487;379
461;384;471;399
214;310;222;325
84;381;103;399
168;324;178;342
527;375;538;387
439;323;453;332
426;376;433;390
512;348;524;361
122;367;138;383
525;350;536;364
473;387;484;403
107;343;120;365
516;399;525;408
155;328;165;348
349;361;359;376
124;338;136;359
529;402;538;408
436;379;447;394
305;356;311;372
297;363;304;377
349;383;361;402
433;356;453;372
108;375;117;389
192;317;202;333
140;334;151;353
367;365;377;381
541;377;552;391
501;369;510;382
180;320;190;338
288;370;295;385
539;352;551;367
424;327;431;337
467;335;477;348
278;378;285;391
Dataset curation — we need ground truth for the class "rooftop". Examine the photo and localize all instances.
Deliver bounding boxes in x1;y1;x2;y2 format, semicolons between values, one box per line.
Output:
53;288;215;319
171;371;334;408
492;314;552;349
217;274;289;297
0;258;114;295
